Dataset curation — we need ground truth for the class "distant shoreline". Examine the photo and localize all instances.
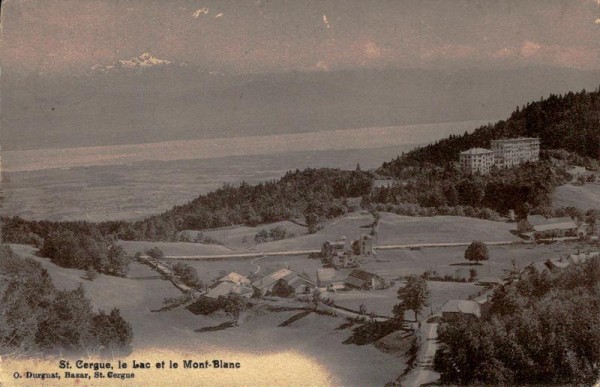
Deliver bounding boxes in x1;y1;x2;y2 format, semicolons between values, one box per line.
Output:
2;119;493;173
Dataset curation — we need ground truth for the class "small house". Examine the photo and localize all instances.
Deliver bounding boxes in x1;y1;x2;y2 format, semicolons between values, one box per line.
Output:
441;299;481;320
545;258;570;270
526;215;578;239
252;268;315;296
521;261;550;276
205;271;253;299
321;237;348;258
566;251;599;265
331;251;359;269
354;234;374;256
344;269;386;290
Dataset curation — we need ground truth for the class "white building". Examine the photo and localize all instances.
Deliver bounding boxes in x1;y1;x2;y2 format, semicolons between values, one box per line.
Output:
491;137;540;168
459;148;495;174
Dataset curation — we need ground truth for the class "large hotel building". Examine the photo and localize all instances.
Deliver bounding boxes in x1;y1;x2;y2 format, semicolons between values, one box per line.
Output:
460;137;540;174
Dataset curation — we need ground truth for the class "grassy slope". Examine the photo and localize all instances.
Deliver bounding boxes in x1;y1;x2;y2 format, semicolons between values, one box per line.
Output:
118;211;525;257
119;240;234;256
10;244;403;386
182;220;308;249
329;282;481;318
376;212;520;245
552;183;600;210
248;211;374;253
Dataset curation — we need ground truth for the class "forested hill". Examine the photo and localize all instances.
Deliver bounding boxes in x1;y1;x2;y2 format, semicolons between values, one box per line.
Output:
3;168;373;243
378;88;600;175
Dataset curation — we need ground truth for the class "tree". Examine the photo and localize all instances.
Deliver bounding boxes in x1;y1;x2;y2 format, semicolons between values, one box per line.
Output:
222;293;246;324
271;280;294;298
146;246;164;260
397;275;430;321
465;241;489;265
90;308;133;354
85;267;99;281
468;268;478;282
105;244;130;277
392;302;406;324
305;213;319;234
517;219;533;233
254;229;269;244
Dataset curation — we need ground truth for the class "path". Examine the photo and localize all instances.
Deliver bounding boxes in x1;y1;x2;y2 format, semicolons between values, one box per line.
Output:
250;255;266;275
402;318;441;387
151;239;529;261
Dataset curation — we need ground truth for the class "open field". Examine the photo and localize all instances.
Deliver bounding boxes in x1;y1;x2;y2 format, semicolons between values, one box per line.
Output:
329;281;481;319
552;183;600;210
119;240;234;256
368;240;589;281
9;244;404;386
123;212;523;259
182;220;308;250
377;213;520;245
254;212;374;253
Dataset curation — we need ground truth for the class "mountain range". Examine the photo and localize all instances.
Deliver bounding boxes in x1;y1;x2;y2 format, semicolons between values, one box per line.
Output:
2;58;599;151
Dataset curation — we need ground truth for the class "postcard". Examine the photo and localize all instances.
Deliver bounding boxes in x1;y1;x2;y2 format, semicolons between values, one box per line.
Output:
1;1;599;386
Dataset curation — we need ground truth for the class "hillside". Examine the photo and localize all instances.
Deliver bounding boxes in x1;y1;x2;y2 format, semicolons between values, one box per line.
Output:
378;88;600;175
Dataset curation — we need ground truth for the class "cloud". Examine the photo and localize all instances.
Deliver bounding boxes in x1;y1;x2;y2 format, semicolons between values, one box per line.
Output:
323;14;330;29
595;18;600;24
215;13;224;18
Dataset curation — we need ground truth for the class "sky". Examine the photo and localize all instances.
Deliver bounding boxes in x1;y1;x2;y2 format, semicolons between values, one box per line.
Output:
2;0;600;77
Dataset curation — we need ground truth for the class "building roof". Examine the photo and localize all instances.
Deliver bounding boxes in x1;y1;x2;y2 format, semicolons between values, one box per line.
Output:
344;276;367;288
527;216;577;232
441;299;481;317
219;272;250;285
524;261;550;274
460;148;494;155
567;251;599;265
252;268;293;289
491;137;540;143
205;282;253;299
348;269;379;282
546;258;570;269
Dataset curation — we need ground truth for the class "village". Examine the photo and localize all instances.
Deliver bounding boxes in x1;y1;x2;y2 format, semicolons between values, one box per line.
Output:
101;135;599;384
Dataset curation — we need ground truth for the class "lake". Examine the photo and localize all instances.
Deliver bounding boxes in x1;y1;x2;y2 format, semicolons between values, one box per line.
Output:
0;120;491;221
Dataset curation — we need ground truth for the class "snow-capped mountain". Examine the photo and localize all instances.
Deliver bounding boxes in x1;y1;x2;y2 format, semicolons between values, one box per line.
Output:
91;52;172;72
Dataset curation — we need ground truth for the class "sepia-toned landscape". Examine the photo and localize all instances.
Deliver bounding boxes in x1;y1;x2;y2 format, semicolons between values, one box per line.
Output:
1;1;600;386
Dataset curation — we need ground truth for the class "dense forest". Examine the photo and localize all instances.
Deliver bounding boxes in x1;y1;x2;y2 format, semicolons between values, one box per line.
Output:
0;245;133;356
434;257;600;385
378;88;600;174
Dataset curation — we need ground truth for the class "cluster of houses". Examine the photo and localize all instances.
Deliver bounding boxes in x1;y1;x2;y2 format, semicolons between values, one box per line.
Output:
200;265;387;301
441;250;599;321
523;250;599;275
312;234;386;292
459;137;540;174
320;235;374;269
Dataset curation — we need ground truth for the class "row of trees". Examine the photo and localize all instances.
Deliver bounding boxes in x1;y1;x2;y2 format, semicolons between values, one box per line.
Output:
434;257;600;385
39;229;130;276
0;245;132;355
